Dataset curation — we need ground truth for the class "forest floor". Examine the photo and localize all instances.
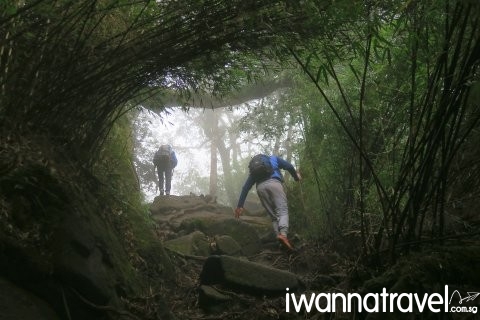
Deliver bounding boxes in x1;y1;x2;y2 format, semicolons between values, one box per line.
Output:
2;133;479;320
159;239;480;320
140;195;480;320
163;240;349;320
142;194;353;320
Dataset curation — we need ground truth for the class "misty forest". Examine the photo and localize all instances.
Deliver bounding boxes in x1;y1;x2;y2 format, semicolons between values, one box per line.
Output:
0;0;479;319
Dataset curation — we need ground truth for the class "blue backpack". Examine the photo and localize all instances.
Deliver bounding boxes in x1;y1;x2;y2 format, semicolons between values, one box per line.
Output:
248;154;273;181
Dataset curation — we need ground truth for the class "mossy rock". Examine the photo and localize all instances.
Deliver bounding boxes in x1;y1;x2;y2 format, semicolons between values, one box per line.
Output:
200;255;301;296
164;231;211;256
0;277;60;320
181;218;262;256
51;210;149;305
207;219;262;256
177;215;229;233
214;235;242;256
198;285;233;313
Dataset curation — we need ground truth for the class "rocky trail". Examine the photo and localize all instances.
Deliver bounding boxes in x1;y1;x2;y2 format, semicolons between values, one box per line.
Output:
148;194;349;320
1;190;478;320
147;195;480;320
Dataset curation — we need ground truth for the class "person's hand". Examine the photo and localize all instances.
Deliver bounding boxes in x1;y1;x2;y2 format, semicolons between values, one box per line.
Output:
234;207;244;219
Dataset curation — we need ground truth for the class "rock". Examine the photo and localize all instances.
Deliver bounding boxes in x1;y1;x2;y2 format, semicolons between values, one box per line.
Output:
200;255;301;296
150;195;233;231
150;195;208;215
150;195;271;257
243;198;265;215
0;204;174;320
208;219;263;256
137;241;176;283
54;244;115;305
213;235;242;256
51;212;139;308
0;277;60;320
52;223;114;306
198;285;232;312
238;215;273;237
163;231;211;256
46;208;174;318
183;218;263;256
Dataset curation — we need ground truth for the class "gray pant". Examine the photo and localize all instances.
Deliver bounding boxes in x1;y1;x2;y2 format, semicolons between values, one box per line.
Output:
256;178;289;236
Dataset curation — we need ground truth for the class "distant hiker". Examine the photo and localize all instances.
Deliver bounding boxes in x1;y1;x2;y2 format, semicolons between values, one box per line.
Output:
235;154;302;251
153;144;178;196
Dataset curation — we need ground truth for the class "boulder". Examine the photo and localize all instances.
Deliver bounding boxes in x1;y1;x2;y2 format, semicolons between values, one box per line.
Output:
213;235;242;256
182;218;263;256
0;277;60;320
200;255;301;296
0;204;166;320
51;211;149;308
150;195;233;230
243;198;265;216
150;195;209;215
238;215;273;237
163;231;211;256
207;219;263;256
198;285;232;312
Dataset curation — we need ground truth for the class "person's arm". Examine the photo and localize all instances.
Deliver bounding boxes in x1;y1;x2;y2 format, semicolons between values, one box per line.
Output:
235;175;255;217
237;175;255;207
171;151;178;168
276;157;300;181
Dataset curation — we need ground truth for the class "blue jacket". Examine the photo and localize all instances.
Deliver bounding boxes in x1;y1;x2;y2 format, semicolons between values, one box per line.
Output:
170;151;178;168
237;155;299;208
155;149;178;170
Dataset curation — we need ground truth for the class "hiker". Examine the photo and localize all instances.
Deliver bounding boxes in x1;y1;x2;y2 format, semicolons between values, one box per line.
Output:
235;154;302;250
153;144;178;196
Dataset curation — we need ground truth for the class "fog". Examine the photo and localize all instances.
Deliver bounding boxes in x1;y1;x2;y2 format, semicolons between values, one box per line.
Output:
133;95;302;205
133;108;212;202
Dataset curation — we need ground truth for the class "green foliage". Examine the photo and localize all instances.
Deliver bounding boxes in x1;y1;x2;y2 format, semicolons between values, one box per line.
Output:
94;112;142;207
0;1;17;15
2;0;478;267
1;0;335;163
97;110;180;279
286;0;480;260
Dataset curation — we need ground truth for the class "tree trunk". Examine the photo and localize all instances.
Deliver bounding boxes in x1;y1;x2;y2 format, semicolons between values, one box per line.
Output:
207;111;219;197
217;139;237;207
209;138;218;197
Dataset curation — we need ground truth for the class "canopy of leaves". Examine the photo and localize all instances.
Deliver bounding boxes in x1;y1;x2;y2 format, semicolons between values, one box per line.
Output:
0;0;351;163
285;0;480;260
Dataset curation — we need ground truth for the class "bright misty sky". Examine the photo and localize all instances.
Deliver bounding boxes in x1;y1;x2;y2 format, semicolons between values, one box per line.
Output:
135;100;299;203
137;107;212;201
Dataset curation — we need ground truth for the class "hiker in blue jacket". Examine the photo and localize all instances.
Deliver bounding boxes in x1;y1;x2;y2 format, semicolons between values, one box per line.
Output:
235;154;302;250
153;144;178;196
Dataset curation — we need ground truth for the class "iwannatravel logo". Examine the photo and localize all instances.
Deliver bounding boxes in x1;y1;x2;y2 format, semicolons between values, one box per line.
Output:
285;286;478;314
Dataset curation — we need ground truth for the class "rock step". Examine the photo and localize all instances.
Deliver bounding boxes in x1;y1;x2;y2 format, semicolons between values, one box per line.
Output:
200;255;301;296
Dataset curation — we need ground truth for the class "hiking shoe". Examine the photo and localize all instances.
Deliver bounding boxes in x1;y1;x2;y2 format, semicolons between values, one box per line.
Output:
277;234;294;251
